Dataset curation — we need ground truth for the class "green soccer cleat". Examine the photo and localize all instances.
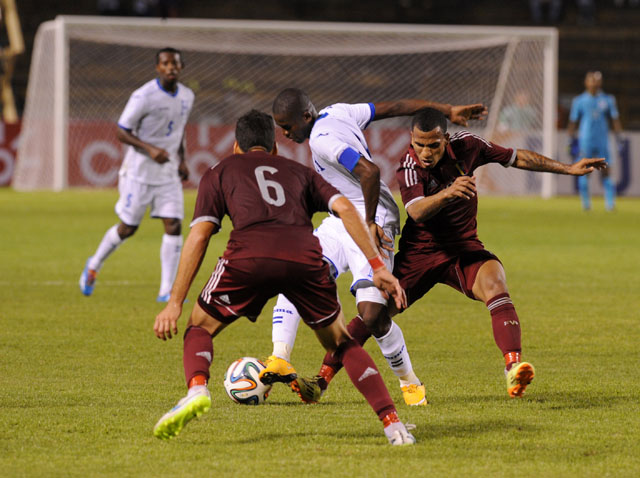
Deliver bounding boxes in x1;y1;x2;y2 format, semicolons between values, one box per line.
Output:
290;375;323;404
153;386;211;440
506;362;535;398
258;356;297;385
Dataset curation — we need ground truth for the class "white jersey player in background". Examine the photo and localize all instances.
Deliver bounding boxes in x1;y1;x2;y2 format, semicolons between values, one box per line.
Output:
263;88;487;405
79;47;195;302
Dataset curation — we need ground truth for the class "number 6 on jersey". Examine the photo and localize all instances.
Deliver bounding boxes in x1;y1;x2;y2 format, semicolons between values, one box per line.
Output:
255;166;285;206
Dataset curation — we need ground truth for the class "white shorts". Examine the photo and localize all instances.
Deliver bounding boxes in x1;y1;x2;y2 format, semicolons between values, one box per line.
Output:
115;175;184;226
314;215;395;306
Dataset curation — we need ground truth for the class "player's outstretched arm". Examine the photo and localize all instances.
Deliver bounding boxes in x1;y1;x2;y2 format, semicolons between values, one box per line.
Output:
330;196;407;310
154;221;218;340
513;149;607;176
116;127;170;164
372;99;487;126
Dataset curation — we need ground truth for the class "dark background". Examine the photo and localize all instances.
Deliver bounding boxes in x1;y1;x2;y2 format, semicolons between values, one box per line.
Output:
10;0;640;128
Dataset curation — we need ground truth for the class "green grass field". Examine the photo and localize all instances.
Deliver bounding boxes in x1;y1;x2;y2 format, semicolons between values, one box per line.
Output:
1;189;639;477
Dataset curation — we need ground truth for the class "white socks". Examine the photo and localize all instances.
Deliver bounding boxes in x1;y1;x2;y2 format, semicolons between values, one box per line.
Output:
271;294;301;361
88;224;124;271
159;234;183;297
375;321;420;384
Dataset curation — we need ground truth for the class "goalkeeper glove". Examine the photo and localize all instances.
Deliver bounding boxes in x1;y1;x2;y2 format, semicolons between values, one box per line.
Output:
617;137;628;159
568;137;579;160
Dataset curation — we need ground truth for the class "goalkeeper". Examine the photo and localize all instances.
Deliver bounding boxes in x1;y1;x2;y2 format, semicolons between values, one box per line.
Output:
568;71;624;211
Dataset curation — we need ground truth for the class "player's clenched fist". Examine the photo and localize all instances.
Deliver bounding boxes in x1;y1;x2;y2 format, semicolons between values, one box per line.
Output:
444;175;476;201
149;146;171;164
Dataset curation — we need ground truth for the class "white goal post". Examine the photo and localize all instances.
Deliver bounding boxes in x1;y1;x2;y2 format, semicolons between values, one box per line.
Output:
14;16;557;196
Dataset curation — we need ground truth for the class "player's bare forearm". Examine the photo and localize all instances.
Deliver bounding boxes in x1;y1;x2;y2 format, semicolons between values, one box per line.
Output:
331;197;378;261
514;149;572;174
117;127;169;163
373;99;452;120
407;176;476;222
352;158;381;225
406;192;447;222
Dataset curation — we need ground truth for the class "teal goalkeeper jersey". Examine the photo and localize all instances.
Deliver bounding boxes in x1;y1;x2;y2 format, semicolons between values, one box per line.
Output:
569;90;619;149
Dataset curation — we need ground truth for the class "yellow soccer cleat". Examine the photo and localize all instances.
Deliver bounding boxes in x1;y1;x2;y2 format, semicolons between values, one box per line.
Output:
401;383;428;406
506;362;535;398
258;355;297;385
153;386;211;440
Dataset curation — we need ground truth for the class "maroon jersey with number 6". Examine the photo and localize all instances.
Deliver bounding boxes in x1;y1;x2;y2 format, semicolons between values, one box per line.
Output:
192;150;342;266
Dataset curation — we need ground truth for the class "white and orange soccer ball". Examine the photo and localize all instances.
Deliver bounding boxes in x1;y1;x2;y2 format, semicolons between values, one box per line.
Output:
223;357;272;405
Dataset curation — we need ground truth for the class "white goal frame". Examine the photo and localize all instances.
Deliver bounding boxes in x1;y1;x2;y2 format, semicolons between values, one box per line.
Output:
16;16;557;195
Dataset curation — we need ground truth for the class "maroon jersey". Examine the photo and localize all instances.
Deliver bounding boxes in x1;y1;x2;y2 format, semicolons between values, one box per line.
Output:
396;131;516;257
192;151;341;266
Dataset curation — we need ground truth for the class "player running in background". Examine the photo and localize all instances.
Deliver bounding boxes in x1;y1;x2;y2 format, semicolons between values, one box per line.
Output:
298;107;606;401
567;71;623;211
152;110;415;445
265;88;487;406
79;47;194;301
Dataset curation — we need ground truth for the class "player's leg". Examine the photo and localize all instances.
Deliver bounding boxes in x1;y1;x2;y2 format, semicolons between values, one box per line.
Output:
599;146;615;211
157;217;183;301
577;143;591;210
306;230;425;405
357;296;425;406
153;302;227;440
470;259;534;397
259;294;301;385
79;175;146;296
268;218;349;397
270;293;302;362
153;181;185;301
315;313;415;445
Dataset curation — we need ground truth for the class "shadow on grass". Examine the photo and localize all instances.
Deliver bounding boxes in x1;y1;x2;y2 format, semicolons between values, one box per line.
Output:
441;392;635;410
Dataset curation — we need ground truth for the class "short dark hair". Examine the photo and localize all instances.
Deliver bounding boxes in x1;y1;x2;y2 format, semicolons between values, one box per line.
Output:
235;110;276;152
411;108;448;133
156;47;183;65
272;88;312;116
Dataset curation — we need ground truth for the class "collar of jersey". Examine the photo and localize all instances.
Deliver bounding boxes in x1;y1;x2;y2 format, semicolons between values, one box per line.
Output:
156;78;179;97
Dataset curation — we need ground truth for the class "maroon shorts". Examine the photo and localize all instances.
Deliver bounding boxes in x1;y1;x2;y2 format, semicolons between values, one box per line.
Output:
197;257;340;330
393;247;500;307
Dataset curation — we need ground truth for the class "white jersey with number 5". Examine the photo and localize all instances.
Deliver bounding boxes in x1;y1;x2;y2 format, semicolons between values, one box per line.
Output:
117;79;195;185
309;102;400;233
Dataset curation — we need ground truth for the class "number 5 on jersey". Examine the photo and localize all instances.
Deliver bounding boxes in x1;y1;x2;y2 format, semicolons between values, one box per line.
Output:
255;166;285;206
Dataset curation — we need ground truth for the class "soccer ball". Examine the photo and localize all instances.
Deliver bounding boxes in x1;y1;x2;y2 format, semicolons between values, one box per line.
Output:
223;357;272;405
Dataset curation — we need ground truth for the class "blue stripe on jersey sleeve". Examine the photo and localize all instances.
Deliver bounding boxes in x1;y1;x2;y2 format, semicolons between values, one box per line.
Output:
117;123;132;132
364;103;376;129
338;147;362;172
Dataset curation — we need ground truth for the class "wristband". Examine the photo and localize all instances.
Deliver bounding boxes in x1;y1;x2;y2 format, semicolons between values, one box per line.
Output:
368;255;385;272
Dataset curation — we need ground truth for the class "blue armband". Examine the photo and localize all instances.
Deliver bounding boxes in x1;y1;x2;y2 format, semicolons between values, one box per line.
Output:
338;147;361;172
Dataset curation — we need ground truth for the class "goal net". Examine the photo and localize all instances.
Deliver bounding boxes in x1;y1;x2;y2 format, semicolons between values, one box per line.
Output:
14;17;557;195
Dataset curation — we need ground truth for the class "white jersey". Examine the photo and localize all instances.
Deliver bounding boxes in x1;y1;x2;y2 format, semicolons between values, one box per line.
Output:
309;103;400;233
117;79;195;185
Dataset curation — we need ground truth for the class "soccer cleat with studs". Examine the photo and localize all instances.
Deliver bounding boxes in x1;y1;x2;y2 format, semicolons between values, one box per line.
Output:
383;412;417;446
258;355;297;385
401;383;428;406
153;386;211;440
506;362;535;398
290;375;323;404
79;259;97;296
